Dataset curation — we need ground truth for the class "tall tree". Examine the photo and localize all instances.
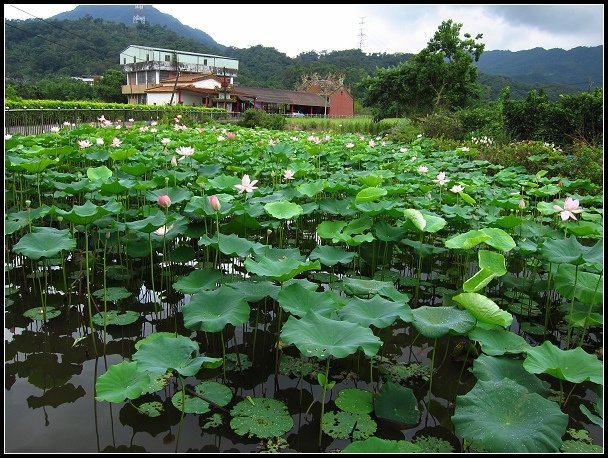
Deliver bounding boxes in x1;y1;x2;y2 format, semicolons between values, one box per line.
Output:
359;19;485;119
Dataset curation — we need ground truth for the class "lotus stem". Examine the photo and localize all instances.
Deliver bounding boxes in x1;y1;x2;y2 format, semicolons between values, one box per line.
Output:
175;374;186;453
220;330;227;383
85;227;98;357
318;356;331;449
565;264;579;349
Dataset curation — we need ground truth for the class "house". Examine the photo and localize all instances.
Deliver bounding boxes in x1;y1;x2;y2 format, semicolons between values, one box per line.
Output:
120;45;239;104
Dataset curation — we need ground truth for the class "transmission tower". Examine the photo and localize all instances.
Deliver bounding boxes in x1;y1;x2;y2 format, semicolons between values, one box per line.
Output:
358;17;365;51
133;5;145;24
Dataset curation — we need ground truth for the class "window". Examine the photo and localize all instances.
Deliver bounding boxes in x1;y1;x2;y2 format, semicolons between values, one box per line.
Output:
204;59;207;65
133;57;136;63
146;54;150;61
123;58;126;64
165;54;172;62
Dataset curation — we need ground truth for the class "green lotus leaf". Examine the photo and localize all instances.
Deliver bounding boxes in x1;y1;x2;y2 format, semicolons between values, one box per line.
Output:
136;401;164;417
540;236;587;265
172;269;221;294
523;340;603;384
280;312;382;359
445;229;491;250
217;233;261;257
92;287;131;303
335;388;373;414
452;292;513;328
316;220;348;239
352;200;399;215
134;331;177;350
322;411;376;440
171;391;210;414
471;354;551;396
92;311;139;327
277;282;341;318
95;360;150;403
86;165;112;181
374;382;420;425
133;334;211;377
13;228;76;260
279;354;320;378
183;285;250;333
403;209;426;231
296;180;326;197
206;174;241;191
318;197;357;216
452;378;569;452
411;306;476;338
147;186;193;204
338;295;412;328
373;221;407;242
244;256;320;283
355;186;387;202
343;437;421;453
230;398;293;439
263;200;303;220
309;245;355;266
195;381;233;407
52;200;122;225
468;327;530;356
23;306;61;321
99;179;130;195
124;210;167;233
463;250;507;293
342;277;393;298
480;228;516;252
225;280;279;302
493;215;523;229
554;264;602;306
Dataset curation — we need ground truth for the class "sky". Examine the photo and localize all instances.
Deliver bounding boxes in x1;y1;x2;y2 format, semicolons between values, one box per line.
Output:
4;4;604;57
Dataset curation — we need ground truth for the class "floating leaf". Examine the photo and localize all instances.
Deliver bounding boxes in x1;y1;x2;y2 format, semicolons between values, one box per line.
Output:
137;401;164;417
23;306;61;321
335;388;373;414
195;381;233;407
280;312;382;360
244;256;320;283
374;382;420;425
171;391;211;414
342;437;421;453
452;378;568;452
279;355;320;378
95;361;150;403
91;311;139;327
322;411;376;440
92;287;132;303
411;306;476;338
523;340;603;384
230;398;293;439
468;327;530;356
277;282;340;317
183;286;250;333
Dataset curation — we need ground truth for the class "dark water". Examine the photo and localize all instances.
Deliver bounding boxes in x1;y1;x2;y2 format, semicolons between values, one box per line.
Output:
4;249;603;453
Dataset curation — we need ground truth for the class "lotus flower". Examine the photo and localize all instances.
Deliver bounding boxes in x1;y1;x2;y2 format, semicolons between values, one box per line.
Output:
171;155;178;167
158;195;172;208
208;195;221;212
50;126;60;133
417;166;428;174
450;184;464;193
161;137;171;146
553;196;583;221
345;142;354;148
78;139;92;149
111;138;122;148
176;146;195;157
154;224;174;236
226;132;236;139
519;199;526;210
283;169;295;180
434;172;448;186
96;138;104;145
235;174;258;194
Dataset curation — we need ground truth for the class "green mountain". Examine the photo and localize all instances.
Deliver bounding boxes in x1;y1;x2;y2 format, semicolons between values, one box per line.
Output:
5;6;602;101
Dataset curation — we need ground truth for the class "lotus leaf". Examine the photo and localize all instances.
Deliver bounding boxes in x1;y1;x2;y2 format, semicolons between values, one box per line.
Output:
171;391;211;414
338;295;412;328
95;360;150;403
308;245;355;266
335;388;373;414
280;312;382;359
452;293;513;328
263;200;303;219
244;257;320;283
137;401;164;417
230;398;293;439
172;269;221;294
13;228;76;260
23;306;61;321
195;381;233;407
411;306;476;338
52;200;121;225
355;186;387;202
452;378;568;452
374;382;420;425
92;311;139;327
472;354;551;396
183;286;250;333
468;327;530;356
342;437;421;453
554;264;602;306
87;165;112;181
277;282;340;317
92;287;131;303
321;411;376;440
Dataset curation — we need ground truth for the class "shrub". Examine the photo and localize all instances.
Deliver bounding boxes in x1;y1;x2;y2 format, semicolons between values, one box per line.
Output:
385;118;422;144
238;108;286;130
417;111;466;140
566;141;603;186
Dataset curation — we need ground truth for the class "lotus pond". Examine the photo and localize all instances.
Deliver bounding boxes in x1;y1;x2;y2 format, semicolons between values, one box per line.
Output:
4;120;604;453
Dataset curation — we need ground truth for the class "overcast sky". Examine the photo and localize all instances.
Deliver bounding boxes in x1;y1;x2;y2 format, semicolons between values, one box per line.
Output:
4;4;604;57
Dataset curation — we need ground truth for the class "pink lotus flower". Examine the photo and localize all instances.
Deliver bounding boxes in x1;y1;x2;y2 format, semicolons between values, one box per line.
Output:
417;166;428;174
235;174;258;194
433;172;448;186
158;194;172;208
78;139;92;149
226;132;236;139
553;196;583;221
450;184;464;193
283;169;295;180
176;146;195;157
208;194;221;212
111;138;122;148
161;138;171;146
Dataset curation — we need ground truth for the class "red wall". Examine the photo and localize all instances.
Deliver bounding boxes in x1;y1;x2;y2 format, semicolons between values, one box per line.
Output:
328;87;354;117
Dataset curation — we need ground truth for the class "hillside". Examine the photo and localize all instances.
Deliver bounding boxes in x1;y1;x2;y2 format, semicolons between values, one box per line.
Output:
50;4;224;52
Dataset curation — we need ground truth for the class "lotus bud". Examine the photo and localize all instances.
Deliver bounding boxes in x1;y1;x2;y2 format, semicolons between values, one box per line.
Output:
208;194;221;212
158;194;171;208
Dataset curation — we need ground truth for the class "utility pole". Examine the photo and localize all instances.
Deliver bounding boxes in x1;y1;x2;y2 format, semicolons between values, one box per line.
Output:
358;17;365;51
